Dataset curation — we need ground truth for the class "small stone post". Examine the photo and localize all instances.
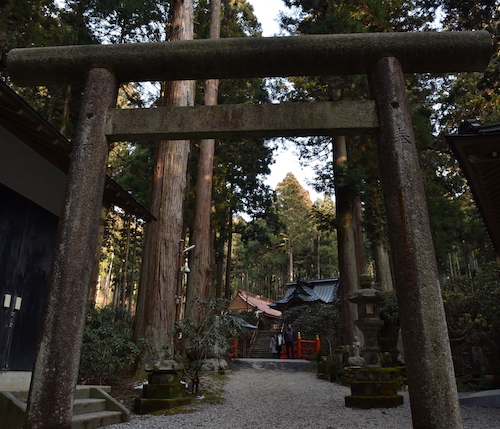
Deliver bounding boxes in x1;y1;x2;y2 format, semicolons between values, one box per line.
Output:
24;68;118;429
368;56;463;429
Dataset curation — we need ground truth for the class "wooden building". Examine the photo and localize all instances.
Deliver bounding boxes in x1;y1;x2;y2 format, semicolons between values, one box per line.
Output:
0;82;152;371
229;290;282;330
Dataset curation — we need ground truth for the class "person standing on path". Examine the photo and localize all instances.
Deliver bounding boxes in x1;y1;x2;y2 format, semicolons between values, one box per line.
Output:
283;324;296;358
270;334;280;359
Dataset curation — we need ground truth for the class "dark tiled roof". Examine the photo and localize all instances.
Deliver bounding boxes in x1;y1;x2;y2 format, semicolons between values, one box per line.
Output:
271;278;339;310
0;80;155;221
446;121;500;252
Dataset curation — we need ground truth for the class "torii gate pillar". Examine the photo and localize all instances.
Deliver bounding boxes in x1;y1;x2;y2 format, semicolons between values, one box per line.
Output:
369;56;462;429
23;68;118;429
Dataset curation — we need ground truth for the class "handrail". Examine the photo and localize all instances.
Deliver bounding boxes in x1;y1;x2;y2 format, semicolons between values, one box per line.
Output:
228;338;239;358
246;321;260;358
249;321;259;347
281;333;321;360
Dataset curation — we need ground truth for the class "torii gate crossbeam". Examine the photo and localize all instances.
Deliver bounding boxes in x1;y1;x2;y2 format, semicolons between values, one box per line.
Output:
4;31;491;84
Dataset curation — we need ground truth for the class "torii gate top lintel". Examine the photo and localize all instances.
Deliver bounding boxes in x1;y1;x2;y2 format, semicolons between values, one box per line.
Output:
4;31;493;86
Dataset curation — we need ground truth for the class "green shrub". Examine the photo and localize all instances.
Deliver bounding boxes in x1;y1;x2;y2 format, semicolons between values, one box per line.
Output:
79;302;140;385
324;354;342;381
444;263;500;335
171;298;244;391
281;303;342;354
379;291;400;359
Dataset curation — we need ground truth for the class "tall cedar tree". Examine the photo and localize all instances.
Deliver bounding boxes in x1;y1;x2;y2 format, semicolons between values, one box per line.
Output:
275;173;317;281
185;0;222;323
134;0;195;358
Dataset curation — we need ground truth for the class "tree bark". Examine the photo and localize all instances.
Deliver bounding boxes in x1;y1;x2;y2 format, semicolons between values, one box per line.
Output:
373;240;394;292
128;219;138;313
224;213;233;300
59;85;72;136
334;136;359;346
133;0;194;357
120;214;131;308
88;206;107;301
353;194;366;273
185;0;221;323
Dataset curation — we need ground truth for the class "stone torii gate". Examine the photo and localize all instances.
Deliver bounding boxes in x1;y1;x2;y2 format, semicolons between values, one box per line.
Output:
3;31;493;429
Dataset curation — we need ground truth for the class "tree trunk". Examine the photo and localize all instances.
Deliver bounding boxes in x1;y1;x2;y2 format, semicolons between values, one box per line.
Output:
214;223;226;299
366;162;394;292
133;0;194;357
334;136;358;346
133;226;151;342
224;213;233;299
120;215;131;308
59;84;72;136
128;220;138;313
373;240;394;292
353;194;366;273
105;253;114;306
317;233;321;278
88;206;107;301
185;0;221;323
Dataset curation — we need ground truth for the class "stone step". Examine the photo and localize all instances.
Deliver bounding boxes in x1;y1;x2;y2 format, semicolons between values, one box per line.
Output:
73;398;107;415
251;348;273;354
71;410;123;429
74;385;111;399
249;330;281;358
1;386;129;429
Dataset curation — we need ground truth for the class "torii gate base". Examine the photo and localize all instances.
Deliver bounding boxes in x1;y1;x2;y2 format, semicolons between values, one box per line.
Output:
4;31;492;429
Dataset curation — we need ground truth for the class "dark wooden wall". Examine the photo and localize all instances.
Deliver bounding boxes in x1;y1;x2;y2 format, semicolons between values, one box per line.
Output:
0;183;58;370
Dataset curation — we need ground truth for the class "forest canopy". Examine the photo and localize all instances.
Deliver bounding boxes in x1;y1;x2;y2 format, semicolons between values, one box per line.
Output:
1;0;498;309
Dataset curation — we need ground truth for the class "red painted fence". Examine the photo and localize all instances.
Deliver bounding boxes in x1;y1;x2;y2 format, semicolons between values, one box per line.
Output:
282;334;321;360
228;332;321;360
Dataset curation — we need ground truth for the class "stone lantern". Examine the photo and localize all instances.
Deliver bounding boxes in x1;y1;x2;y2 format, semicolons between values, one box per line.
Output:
345;274;404;409
348;274;384;366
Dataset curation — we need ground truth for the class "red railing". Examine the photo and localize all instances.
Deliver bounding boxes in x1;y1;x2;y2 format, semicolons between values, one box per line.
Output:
249;321;259;348
281;334;321;360
228;322;260;358
228;337;239;358
229;330;321;360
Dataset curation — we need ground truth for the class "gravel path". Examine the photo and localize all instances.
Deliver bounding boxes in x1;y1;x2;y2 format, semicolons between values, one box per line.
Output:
107;359;500;429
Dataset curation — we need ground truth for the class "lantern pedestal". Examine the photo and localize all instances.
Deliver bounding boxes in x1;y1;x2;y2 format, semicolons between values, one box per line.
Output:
344;367;404;408
135;362;191;414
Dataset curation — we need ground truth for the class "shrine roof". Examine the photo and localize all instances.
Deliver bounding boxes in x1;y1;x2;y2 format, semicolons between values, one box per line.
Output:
446;121;500;252
271;278;339;311
0;81;154;221
230;290;282;319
